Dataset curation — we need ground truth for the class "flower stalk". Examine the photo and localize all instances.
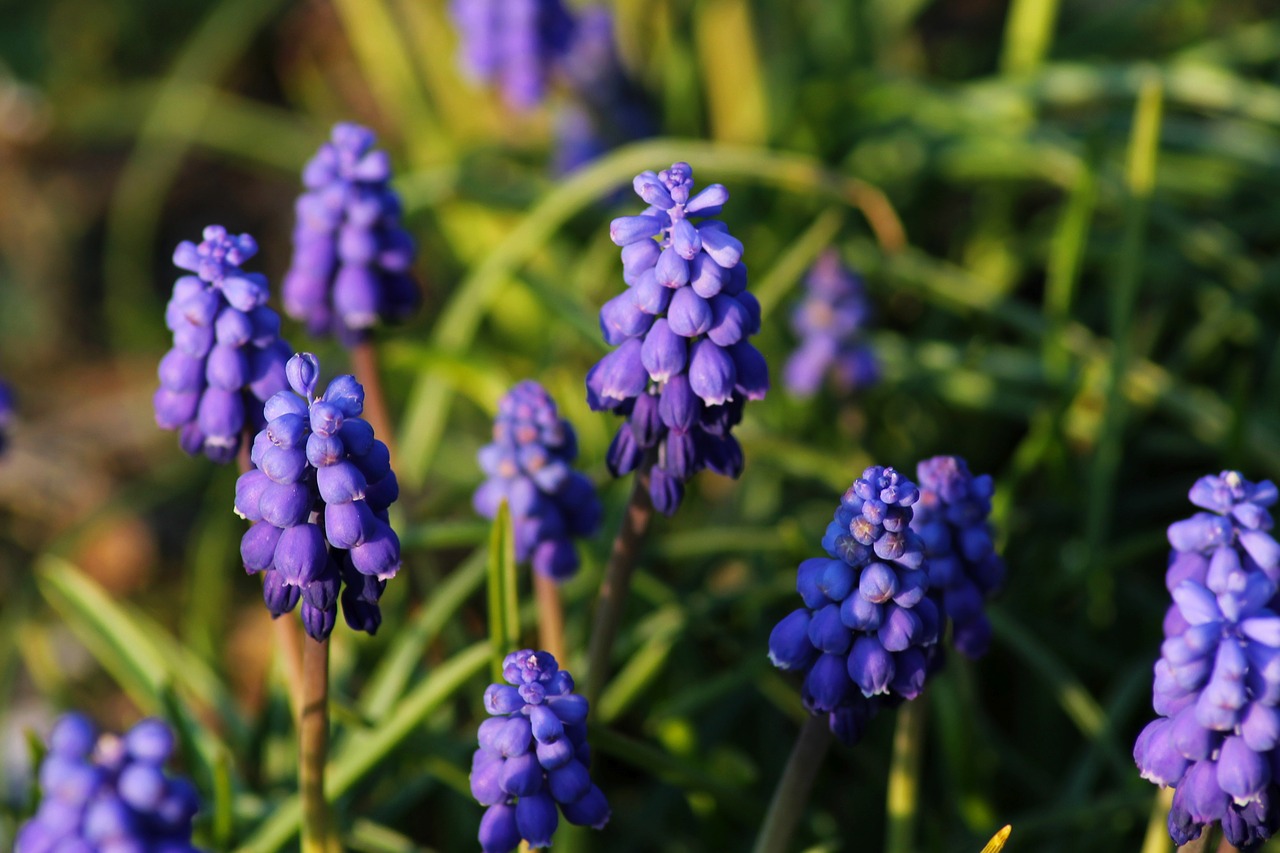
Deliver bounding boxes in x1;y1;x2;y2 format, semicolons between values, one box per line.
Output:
751;714;833;853
885;697;927;853
300;636;339;853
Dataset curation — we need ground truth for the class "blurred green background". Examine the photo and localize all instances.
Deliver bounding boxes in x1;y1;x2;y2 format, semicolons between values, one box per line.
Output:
3;0;1280;850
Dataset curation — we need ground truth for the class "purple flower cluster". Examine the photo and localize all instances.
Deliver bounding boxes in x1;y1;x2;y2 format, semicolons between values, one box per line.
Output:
16;714;202;853
1135;471;1280;849
783;249;877;398
473;381;602;581
911;456;1005;659
283;123;418;344
470;650;609;852
449;0;576;110
234;353;400;640
587;162;768;516
153;226;291;463
768;466;940;745
0;378;13;457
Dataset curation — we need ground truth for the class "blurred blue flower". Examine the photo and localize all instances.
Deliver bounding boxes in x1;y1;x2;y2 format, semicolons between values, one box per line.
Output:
234;353;400;640
0;378;13;457
783;249;877;398
471;650;609;852
154;225;292;464
474;381;602;581
16;714;203;852
283;123;418;344
587;162;767;515
449;0;576;111
1134;471;1280;848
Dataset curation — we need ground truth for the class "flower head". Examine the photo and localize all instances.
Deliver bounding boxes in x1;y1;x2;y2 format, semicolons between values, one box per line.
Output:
471;650;609;852
449;0;577;110
474;381;602;581
587;162;767;515
154;226;292;463
234;353;401;639
1135;470;1280;848
283;123;419;343
783;250;877;398
16;714;203;852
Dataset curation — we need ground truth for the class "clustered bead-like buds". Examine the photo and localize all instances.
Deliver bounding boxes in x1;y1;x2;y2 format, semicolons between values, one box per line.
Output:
449;0;576;111
283;123;418;344
587;162;768;516
0;378;13;457
16;714;203;853
473;381;602;581
234;353;401;640
1134;471;1280;849
782;249;878;398
768;466;939;745
153;226;292;463
470;650;609;853
911;456;1005;659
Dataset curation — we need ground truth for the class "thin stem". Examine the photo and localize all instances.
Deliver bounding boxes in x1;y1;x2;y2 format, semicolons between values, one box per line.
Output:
300;637;338;853
351;339;395;462
884;697;927;853
1141;787;1173;853
534;573;567;664
585;466;654;708
750;715;832;853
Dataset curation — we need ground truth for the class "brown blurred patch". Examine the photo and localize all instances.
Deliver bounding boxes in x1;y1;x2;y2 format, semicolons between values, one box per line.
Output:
71;511;158;595
226;606;276;711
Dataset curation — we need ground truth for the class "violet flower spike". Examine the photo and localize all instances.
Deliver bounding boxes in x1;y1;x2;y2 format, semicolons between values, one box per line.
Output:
783;249;878;398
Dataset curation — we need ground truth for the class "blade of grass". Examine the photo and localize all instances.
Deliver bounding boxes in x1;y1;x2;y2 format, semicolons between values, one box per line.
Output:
1001;0;1062;75
487;502;517;679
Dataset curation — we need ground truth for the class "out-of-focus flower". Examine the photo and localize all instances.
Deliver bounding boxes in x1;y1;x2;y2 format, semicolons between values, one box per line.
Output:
154;226;291;463
16;714;203;852
235;353;400;640
0;378;13;457
471;650;608;853
449;0;576;111
283;123;418;344
587;162;767;515
783;249;877;398
473;381;602;581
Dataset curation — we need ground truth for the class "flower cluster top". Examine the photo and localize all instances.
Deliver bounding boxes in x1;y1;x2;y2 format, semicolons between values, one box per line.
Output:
587;162;768;515
16;714;203;852
234;353;400;640
783;249;878;398
769;466;939;744
154;226;291;463
284;123;419;343
470;650;609;853
449;0;577;110
473;381;602;581
1135;471;1280;849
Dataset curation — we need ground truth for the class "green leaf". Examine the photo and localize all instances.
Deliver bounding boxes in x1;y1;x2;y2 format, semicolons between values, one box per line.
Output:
487;502;519;680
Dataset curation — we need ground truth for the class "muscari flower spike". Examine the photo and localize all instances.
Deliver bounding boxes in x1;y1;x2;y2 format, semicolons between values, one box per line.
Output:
783;249;878;398
449;0;577;111
16;714;203;853
470;650;609;853
767;466;939;745
587;162;768;516
0;378;14;457
910;456;1005;659
154;226;292;463
283;123;419;344
234;353;401;640
473;381;602;581
1134;471;1280;850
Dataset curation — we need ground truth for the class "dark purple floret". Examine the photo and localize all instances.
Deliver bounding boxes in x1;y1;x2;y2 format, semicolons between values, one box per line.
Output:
586;162;767;516
471;650;608;852
783;249;878;398
474;381;602;581
449;0;576;111
154;225;291;463
768;466;936;745
16;714;204;852
283;123;419;344
234;353;401;640
1136;470;1280;849
0;378;13;458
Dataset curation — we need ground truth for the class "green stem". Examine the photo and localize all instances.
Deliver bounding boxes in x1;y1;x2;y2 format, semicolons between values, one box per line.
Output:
300;637;338;853
1140;787;1173;853
885;697;927;853
750;715;832;853
585;466;654;708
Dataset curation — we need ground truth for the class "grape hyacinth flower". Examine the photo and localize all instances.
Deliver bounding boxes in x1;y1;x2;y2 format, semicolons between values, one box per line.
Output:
767;466;939;745
0;378;13;457
283;123;419;343
234;353;401;640
911;456;1005;659
473;381;602;580
782;249;877;398
1134;471;1280;849
470;650;609;852
449;0;576;111
16;714;203;853
154;226;292;463
587;162;768;515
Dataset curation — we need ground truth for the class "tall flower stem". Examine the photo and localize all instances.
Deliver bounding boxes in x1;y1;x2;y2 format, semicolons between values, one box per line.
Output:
585;466;653;707
751;715;832;853
351;339;395;463
300;637;338;853
534;573;567;664
884;697;927;853
1140;787;1173;853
